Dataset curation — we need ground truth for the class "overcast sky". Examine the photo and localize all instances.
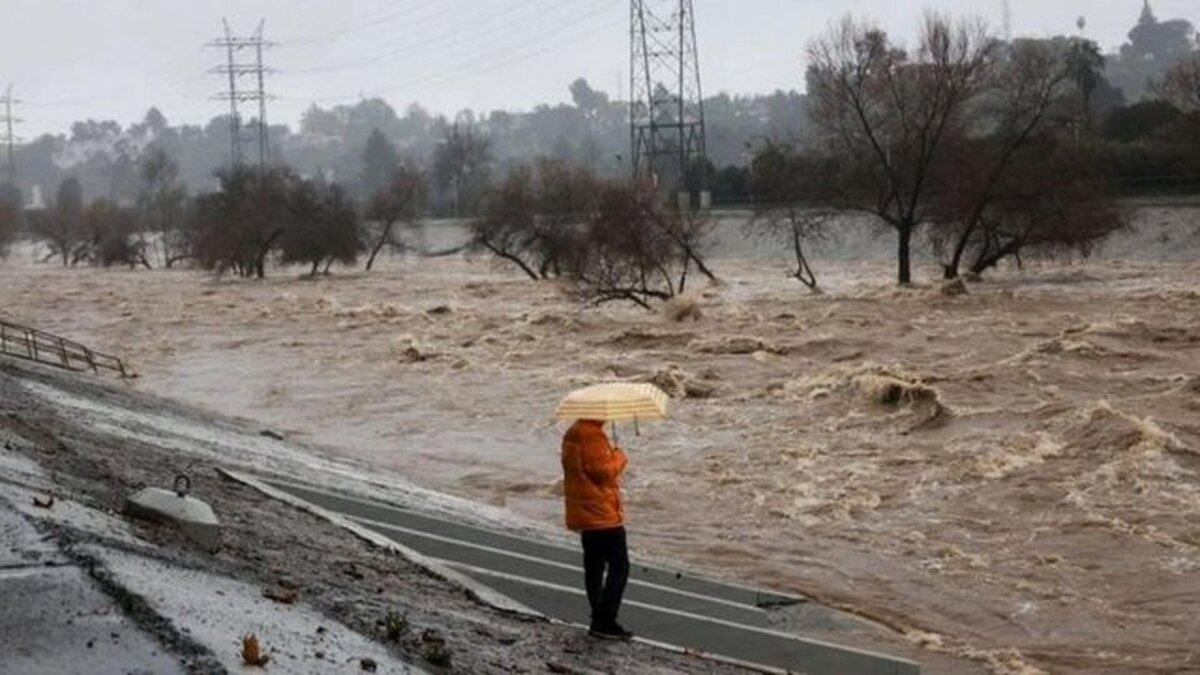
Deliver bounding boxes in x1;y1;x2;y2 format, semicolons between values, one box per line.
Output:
2;0;1195;136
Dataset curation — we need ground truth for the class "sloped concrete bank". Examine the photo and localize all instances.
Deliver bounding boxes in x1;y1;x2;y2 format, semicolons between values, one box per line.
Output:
0;357;749;674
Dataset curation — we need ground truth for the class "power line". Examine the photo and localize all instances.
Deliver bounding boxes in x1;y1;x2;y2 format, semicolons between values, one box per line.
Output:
282;0;568;76
207;19;275;168
287;0;620;105
276;0;432;46
0;85;21;186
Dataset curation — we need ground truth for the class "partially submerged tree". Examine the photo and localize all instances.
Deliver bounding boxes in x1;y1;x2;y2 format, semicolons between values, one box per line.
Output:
566;182;690;308
190;167;363;279
473;158;713;307
31;177;85;266
955;144;1124;274
364;162;427;271
280;180;362;276
136;146;188;267
189;167;293;279
806;13;995;284
82;199;147;269
471;159;595;280
930;37;1078;278
748;140;833;291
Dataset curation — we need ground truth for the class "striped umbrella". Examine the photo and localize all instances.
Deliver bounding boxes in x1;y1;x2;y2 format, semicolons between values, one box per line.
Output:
554;382;670;435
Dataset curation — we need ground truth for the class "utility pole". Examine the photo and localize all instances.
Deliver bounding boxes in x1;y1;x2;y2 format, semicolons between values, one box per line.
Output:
0;85;21;187
630;0;707;206
207;20;274;169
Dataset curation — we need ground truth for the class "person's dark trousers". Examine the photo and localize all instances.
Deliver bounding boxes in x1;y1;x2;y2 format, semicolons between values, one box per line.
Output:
581;526;629;629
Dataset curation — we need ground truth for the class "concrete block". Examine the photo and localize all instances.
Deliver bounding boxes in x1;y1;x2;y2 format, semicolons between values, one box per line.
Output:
125;486;220;552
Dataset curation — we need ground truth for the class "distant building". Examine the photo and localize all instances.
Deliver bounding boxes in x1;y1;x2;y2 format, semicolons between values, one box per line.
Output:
1107;1;1198;102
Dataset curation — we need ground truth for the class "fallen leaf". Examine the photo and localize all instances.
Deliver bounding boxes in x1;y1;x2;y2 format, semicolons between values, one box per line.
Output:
242;633;270;667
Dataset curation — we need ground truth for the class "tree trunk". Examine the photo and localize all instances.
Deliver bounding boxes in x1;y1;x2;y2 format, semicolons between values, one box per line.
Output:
483;242;539;280
365;219;395;272
309;260;320;277
897;223;913;285
791;225;819;291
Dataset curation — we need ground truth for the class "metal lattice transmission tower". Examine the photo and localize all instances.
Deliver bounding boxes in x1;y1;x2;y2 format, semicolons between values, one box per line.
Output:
630;0;707;199
207;20;275;169
0;85;21;186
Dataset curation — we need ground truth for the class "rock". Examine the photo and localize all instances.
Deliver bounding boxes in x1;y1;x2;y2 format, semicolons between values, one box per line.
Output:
124;486;220;552
259;430;284;441
426;305;453;316
360;657;378;672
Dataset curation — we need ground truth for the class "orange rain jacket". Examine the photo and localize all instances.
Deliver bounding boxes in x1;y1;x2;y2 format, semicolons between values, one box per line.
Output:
561;420;628;532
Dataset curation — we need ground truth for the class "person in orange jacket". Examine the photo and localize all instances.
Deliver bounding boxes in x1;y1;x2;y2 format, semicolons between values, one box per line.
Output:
561;418;632;640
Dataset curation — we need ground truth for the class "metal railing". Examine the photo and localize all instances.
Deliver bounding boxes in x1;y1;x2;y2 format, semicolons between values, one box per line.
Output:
0;319;128;378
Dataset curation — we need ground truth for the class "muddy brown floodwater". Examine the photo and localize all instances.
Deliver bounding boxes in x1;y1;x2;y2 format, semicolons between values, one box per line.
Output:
3;208;1199;674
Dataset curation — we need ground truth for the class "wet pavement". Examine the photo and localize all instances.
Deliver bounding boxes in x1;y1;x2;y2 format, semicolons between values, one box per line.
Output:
0;502;186;675
266;477;922;675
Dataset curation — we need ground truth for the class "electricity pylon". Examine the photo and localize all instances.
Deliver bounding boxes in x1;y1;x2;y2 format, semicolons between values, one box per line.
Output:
208;20;274;168
629;0;707;203
0;85;21;186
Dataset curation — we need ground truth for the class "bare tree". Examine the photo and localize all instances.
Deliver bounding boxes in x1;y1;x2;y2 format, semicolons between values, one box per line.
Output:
472;164;542;280
530;158;597;278
931;38;1074;278
806;12;995;284
136;145;188;268
471;159;594;280
748;140;834;291
567;182;690;309
31;177;85;266
958;144;1124;275
364;162;427;271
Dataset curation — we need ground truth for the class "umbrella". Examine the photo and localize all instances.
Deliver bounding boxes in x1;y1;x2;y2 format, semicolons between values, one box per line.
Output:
554;382;670;443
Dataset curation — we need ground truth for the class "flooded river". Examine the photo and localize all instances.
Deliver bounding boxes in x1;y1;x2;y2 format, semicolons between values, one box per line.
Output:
3;207;1199;673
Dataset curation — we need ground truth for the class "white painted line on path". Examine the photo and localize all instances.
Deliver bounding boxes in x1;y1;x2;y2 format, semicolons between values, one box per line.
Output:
439;558;916;668
350;513;772;615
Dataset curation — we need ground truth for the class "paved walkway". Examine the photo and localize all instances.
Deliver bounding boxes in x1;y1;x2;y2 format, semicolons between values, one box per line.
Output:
267;478;921;675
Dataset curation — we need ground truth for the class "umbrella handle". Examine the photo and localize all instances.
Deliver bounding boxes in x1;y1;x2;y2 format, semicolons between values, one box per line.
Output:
634;416;640;436
612;421;619;447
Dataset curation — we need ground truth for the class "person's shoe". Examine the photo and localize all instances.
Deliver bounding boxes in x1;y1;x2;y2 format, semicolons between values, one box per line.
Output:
588;622;634;641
